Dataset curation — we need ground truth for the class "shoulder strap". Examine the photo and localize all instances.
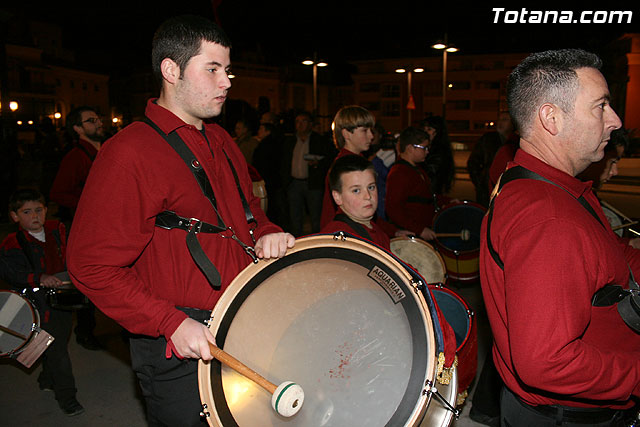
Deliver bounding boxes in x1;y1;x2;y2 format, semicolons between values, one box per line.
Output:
15;231;36;269
487;166;606;269
334;213;372;241
76;142;96;162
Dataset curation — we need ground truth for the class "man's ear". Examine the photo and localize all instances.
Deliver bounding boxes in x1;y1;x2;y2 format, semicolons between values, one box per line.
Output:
9;211;19;223
160;58;180;85
539;103;561;136
332;190;343;207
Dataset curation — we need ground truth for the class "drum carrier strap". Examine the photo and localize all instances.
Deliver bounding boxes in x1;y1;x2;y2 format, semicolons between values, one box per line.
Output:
144;118;258;290
486;166;640;332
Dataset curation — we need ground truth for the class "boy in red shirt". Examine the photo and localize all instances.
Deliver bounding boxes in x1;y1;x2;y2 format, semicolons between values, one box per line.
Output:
0;189;83;416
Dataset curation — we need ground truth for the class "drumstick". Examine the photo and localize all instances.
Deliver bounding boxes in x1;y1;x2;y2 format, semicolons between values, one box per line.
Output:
208;342;304;417
0;324;28;341
611;221;639;232
436;229;471;241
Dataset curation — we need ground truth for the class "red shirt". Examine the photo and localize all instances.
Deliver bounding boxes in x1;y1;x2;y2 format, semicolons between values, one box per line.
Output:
67;100;281;340
320;148;357;228
50;138;98;210
385;160;435;235
321;210;391;250
481;149;640;408
488;143;517;191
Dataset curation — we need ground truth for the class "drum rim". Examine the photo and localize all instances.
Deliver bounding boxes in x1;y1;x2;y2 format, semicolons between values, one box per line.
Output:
0;290;39;357
428;286;473;352
198;235;439;427
390;236;448;286
433;201;486;255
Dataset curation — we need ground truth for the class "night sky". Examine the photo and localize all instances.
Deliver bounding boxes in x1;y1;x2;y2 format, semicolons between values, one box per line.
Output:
9;2;640;78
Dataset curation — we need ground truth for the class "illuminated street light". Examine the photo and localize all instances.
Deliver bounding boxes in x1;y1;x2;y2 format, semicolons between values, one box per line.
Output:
432;35;459;117
302;54;328;114
9;101;19;111
54;112;62;119
395;66;424;126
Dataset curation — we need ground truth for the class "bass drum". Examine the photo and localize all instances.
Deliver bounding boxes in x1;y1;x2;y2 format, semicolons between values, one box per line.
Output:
433;201;486;282
429;285;477;405
390;236;447;286
198;235;457;427
253;179;268;213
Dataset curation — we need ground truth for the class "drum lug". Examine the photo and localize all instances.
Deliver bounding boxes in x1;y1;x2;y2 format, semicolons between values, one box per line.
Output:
424;379;461;419
332;231;347;241
410;279;425;293
204;316;213;327
200;403;210;418
467;309;474;317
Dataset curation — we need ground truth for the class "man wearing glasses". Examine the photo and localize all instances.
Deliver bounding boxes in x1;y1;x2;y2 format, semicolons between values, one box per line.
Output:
50;106;105;351
385;127;438;241
50;106;104;223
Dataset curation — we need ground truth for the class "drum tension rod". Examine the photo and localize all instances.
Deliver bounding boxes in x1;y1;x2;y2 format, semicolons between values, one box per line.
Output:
424;379;460;418
199;403;210;419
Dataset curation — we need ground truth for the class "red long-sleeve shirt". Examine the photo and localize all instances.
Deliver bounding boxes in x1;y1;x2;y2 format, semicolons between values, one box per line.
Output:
481;150;640;408
50;138;98;211
385;160;435;235
67;100;281;340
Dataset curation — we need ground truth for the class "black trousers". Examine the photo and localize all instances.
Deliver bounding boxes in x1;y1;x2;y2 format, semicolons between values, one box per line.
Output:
129;308;211;427
32;292;77;404
501;387;637;427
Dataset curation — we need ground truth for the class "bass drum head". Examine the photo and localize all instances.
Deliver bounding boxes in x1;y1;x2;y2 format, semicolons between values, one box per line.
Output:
390;237;447;286
0;290;39;357
199;235;454;427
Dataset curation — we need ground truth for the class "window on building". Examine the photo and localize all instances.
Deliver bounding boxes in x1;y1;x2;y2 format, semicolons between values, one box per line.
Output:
362;102;381;112
382;102;400;117
360;83;380;93
476;81;500;90
474;99;500;111
447;120;470;131
423;80;441;96
382;84;400;98
448;100;470;110
450;81;470;90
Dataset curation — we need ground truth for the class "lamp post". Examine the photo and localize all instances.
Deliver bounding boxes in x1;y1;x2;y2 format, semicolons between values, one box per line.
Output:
302;54;328;115
395;67;424;127
432;36;458;118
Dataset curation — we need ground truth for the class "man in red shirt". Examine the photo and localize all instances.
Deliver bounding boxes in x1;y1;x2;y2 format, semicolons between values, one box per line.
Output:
481;49;640;426
67;15;294;426
385;127;437;241
50;106;104;221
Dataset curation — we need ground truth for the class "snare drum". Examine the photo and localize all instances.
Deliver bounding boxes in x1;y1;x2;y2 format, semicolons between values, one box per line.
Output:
433;201;486;282
429;285;477;405
198;235;457;426
0;290;39;357
47;272;89;310
390;237;447;286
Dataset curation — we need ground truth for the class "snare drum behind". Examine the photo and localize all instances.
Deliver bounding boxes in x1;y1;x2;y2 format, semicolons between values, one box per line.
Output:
0;290;54;367
198;235;457;427
433;201;486;282
390;237;447;286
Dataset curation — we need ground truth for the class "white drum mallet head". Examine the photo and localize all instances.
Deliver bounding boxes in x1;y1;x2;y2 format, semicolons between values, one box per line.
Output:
271;381;305;417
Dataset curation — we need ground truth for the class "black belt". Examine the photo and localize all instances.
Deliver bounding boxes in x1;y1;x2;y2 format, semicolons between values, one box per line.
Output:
508;388;624;424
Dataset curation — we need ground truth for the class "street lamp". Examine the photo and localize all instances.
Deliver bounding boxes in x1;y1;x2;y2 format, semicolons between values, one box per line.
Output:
302;54;328;115
9;101;18;112
395;66;424;127
432;36;458;118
